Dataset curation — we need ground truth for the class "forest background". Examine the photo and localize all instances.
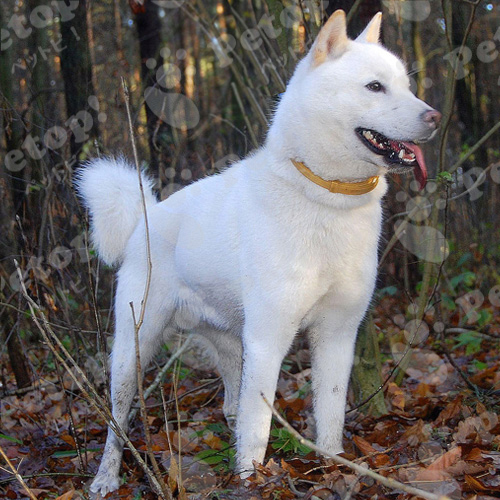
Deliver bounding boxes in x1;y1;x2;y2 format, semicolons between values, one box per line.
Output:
1;0;500;498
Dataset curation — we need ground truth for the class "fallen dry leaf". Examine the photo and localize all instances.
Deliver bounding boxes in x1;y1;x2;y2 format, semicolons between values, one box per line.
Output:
55;490;75;500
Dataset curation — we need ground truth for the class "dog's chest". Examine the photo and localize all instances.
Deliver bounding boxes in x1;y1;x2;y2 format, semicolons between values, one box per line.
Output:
278;204;382;324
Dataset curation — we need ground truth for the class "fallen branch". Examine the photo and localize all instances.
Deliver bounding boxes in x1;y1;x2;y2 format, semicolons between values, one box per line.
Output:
262;394;452;500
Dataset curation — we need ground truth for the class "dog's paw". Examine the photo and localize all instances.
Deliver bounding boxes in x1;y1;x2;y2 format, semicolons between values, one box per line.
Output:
238;465;256;480
89;472;120;498
320;447;346;469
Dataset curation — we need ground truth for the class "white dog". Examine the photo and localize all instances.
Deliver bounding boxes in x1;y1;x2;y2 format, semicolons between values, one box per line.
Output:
78;10;440;496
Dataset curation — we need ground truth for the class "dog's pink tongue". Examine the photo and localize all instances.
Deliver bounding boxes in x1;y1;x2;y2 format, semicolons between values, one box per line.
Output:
402;142;427;190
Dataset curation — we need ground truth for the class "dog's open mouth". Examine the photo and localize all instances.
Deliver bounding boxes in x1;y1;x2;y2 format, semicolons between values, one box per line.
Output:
355;127;427;189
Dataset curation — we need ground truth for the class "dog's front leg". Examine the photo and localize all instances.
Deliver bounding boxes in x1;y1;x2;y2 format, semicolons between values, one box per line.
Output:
236;311;297;477
308;312;364;456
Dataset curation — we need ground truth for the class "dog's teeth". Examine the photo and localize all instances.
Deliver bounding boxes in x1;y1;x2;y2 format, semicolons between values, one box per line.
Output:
362;130;375;141
398;150;404;159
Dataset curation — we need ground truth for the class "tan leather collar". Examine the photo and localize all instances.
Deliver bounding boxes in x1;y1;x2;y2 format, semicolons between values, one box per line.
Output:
291;159;379;195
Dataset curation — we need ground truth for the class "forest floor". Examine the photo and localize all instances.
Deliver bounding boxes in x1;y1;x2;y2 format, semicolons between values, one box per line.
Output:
1;295;500;500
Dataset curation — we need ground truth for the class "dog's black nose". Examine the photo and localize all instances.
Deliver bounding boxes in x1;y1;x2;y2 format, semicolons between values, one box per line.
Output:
423;110;442;129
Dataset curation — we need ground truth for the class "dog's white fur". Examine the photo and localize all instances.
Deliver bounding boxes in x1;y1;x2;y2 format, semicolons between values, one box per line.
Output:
78;11;439;496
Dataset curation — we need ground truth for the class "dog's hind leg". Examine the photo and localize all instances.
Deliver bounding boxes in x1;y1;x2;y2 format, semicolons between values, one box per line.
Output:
90;267;173;497
203;330;242;429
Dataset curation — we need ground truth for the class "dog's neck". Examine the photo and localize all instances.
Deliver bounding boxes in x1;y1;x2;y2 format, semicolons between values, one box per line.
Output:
291;159;379;195
251;146;388;212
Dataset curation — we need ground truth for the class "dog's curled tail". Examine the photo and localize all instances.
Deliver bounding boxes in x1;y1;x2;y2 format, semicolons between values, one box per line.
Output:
75;157;157;266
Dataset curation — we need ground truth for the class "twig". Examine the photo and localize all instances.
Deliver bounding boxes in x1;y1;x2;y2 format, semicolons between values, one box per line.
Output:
53;355;85;473
231;82;259;148
131;378;222;411
172;344;185;493
0;444;38;500
1;381;51;397
83;219;110;405
343;474;361;500
346;0;364;25
439;343;483;394
160;385;175;463
130;304;169;499
128;335;194;422
385;162;497;224
122;78;171;499
286;474;306;497
121;77;153;332
0;472;94;485
448;121;500;175
445;327;499;341
261;394;452;500
438;326;498;397
438;0;478;172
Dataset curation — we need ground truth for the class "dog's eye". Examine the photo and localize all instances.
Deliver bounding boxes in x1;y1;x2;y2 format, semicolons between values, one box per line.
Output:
366;81;385;92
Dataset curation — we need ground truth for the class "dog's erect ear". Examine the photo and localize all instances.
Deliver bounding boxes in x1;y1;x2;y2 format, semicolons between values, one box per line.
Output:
313;10;349;66
355;12;382;44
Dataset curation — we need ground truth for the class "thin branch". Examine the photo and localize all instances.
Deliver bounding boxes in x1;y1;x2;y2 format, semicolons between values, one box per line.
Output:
121;77;153;332
438;0;479;172
131;378;222;411
1;381;51;397
0;444;38;500
445;327;499;341
386;162;497;224
231;82;259;148
262;394;452;500
0;472;94;486
130;304;170;499
121;78;171;499
448;120;500;175
346;0;364;25
129;334;194;422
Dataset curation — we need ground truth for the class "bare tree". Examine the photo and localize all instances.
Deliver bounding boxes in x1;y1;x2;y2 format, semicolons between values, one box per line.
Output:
0;3;32;389
59;0;98;161
130;0;167;178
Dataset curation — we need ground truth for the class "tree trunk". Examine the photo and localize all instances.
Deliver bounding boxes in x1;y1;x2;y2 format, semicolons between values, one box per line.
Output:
452;2;488;225
0;169;31;389
59;0;98;161
131;0;168;179
0;3;31;389
27;0;51;133
351;312;387;416
325;0;381;37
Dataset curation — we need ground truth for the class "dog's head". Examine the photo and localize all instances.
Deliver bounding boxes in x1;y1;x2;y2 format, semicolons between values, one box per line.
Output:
272;10;440;190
